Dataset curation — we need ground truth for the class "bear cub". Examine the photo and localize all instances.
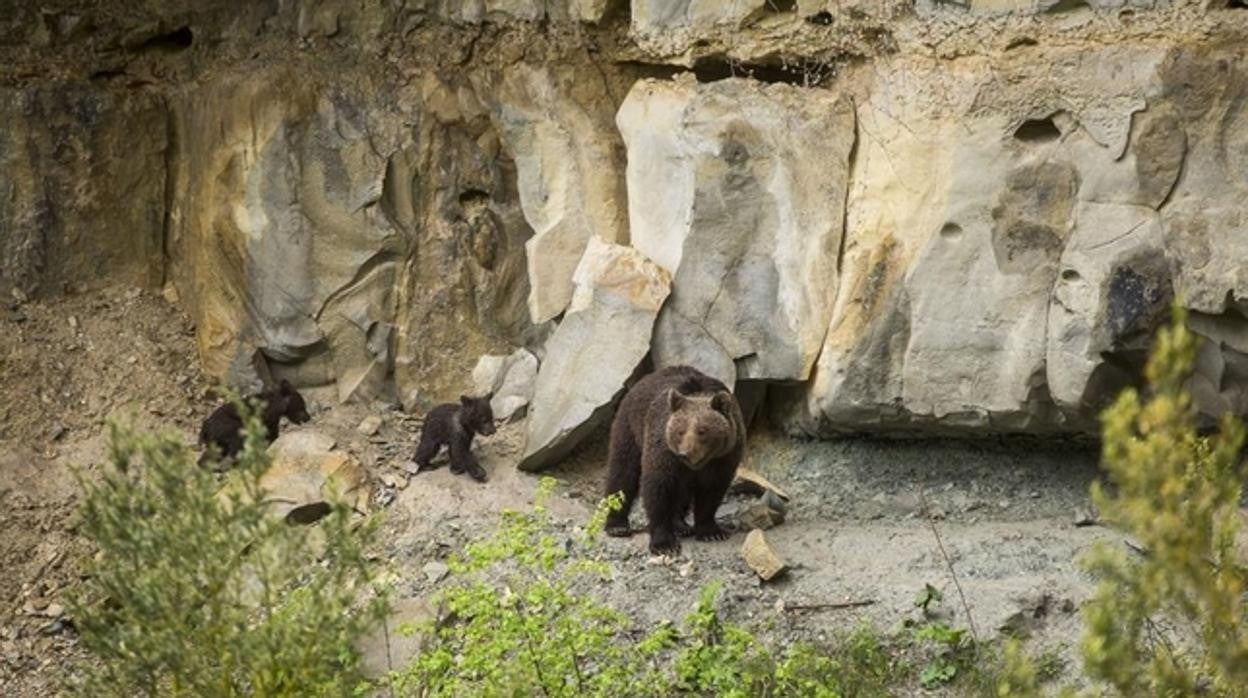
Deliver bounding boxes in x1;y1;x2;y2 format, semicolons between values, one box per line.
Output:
199;380;311;466
414;393;496;482
603;365;745;555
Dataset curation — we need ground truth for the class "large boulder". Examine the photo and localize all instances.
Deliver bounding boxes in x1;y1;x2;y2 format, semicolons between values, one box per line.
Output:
519;237;671;471
775;47;1192;435
484;64;629;324
472;347;539;421
617;76;854;388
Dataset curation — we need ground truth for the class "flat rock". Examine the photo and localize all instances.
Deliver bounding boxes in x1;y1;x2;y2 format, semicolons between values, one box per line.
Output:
742;529;788;581
356;415;383;436
251;431;369;524
519;238;671;471
729;468;790;502
739;502;785;531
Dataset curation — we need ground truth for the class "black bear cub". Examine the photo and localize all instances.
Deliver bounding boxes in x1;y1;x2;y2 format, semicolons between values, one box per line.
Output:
199;380;311;466
414;393;496;482
603;366;745;555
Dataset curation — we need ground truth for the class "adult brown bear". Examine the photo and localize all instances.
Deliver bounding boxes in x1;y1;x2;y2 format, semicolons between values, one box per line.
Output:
603;366;745;555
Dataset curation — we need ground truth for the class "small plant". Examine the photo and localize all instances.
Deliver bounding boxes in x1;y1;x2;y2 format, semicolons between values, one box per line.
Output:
1080;304;1248;696
912;621;969;689
392;482;911;697
67;398;387;697
389;481;655;697
914;583;943;614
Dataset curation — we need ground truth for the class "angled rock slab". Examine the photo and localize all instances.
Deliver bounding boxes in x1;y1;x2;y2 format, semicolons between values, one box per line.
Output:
519;237;671;471
617;76;854;388
258;430;369;522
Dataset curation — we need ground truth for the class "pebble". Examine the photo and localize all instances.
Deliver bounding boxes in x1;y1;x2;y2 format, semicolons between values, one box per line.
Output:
357;415;384;436
422;561;449;584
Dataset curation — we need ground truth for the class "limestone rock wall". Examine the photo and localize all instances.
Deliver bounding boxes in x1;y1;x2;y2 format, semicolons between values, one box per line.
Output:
6;0;1248;441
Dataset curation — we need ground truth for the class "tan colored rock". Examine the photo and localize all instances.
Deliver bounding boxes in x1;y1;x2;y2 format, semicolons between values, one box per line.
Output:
618;76;854;387
730;468;790;502
742;529;787;581
519;238;671;471
357;597;434;679
486;64;628;324
739;502;785;531
256;430;369;523
776;46;1206;435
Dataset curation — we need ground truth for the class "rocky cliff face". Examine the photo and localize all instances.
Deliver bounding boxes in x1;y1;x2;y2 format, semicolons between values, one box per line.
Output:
4;0;1248;446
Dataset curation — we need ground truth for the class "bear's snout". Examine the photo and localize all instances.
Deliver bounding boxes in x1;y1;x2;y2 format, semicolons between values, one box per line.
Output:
479;421;497;436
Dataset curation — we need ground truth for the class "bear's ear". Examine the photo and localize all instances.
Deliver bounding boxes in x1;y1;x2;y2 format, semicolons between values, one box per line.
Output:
667;389;685;412
279;379;294;395
711;390;733;414
460;395;473;406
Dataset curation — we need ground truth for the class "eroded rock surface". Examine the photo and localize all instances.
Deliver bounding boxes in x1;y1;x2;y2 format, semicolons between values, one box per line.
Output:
618;77;854;388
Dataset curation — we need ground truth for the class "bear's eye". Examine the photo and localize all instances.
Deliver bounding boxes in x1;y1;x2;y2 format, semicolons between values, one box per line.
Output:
696;426;708;436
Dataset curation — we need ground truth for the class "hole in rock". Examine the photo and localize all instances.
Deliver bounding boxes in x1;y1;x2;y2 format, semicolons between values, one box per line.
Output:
1229;0;1248;8
765;0;797;12
135;26;193;52
1046;0;1091;12
805;11;833;25
1014;117;1062;144
1061;269;1081;281
939;223;963;240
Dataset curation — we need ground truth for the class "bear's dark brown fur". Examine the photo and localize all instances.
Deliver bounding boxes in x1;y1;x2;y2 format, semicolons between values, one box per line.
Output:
603;365;745;555
198;380;311;466
413;394;496;482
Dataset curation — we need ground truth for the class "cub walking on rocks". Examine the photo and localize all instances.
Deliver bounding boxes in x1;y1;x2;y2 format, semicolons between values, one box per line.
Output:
603;366;746;555
199;380;311;466
414;394;496;482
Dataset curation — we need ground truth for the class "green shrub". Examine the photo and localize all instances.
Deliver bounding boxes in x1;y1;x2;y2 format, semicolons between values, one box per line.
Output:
66;398;387;697
389;478;911;697
1079;304;1248;696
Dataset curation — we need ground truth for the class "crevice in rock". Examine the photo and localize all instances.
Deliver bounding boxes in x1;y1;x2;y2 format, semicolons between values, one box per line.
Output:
805;11;833;25
314;249;401;323
132;26;194;53
764;0;797;13
690;56;826;87
1014;116;1061;144
158;100;177;290
835;110;860;279
1045;0;1091;13
1225;0;1248;8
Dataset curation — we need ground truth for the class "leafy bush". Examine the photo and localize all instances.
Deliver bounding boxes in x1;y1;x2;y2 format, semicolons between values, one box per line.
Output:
388;479;907;697
1079;304;1248;696
67;399;387;697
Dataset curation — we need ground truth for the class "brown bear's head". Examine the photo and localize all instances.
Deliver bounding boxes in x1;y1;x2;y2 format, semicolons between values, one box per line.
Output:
276;380;312;424
459;393;496;436
663;389;737;469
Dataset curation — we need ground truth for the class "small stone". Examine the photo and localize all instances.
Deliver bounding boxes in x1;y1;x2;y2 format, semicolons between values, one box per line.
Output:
422;561;449;584
1073;507;1098;527
127;356;138;365
399;459;421;475
741;530;788;582
380;472;408;490
49;424;66;441
1028;491;1041;499
730;468;790;501
761;490;788;514
739;502;785;531
678;561;694;578
43;604;64;619
67;316;78;330
998;499;1011;510
161;284;180;304
357;415;384;436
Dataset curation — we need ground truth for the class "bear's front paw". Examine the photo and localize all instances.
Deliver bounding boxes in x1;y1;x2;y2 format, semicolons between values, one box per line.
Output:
673;519;695;537
694;524;730;542
605;515;633;538
648;531;682;556
466;463;488;482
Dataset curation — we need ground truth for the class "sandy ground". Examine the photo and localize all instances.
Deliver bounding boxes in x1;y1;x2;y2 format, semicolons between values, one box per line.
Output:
0;284;1124;696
